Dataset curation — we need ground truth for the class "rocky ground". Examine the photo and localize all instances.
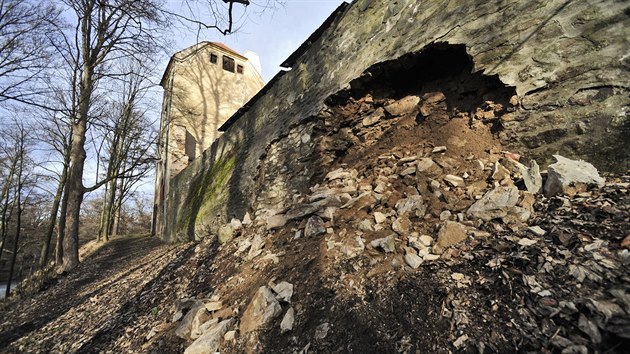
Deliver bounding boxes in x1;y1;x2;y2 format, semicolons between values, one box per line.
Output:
1;87;629;353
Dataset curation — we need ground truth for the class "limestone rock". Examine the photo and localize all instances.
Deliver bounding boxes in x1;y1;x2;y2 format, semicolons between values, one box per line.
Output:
392;215;411;234
280;307;295;333
419;235;433;247
247;234;264;260
404;252;423;269
374;212;387;224
325;168;357;181
285;203;321;221
467;186;520;221
341;236;365;258
176;301;211;340
544;155;605;197
395;195;426;217
491;162;512;185
242;212;252;225
416;158;440;175
444;174;464;187
271;281;294;303
341;191;377;211
362;107;385;127
358;219;374;231
240;286;282;333
230;218;242;231
384;95;420;116
432;146;447;153
400;166;416;176
305;216;326;237
519;160;543;193
224;330;236;341
218;224;234;245
193;318;219;340
266;214;287;230
204;301;223;312
528;226;546;236
184;319;234;354
370;234;396;253
432;221;467;254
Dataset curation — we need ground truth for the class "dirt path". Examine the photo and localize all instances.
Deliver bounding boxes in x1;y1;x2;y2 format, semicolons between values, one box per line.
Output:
0;236;189;353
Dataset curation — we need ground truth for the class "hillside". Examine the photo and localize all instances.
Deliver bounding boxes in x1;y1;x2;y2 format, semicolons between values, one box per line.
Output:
1;87;628;353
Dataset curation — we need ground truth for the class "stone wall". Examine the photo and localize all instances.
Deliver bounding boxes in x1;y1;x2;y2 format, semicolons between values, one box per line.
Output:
162;0;629;242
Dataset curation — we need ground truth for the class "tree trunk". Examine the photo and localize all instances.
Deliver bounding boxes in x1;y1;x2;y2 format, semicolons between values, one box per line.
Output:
39;151;70;269
62;102;89;272
5;192;21;298
55;187;69;265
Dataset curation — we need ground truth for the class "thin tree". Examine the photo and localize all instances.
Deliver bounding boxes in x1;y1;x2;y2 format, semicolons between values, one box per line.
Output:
4;119;31;297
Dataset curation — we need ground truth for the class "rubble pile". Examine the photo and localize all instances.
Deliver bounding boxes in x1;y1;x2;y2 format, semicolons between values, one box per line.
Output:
165;91;629;353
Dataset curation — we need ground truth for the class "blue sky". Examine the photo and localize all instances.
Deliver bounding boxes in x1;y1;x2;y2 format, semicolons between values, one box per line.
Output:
168;0;350;82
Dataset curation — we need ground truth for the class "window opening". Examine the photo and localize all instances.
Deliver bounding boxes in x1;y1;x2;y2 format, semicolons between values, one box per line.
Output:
237;64;244;74
210;53;217;64
222;55;235;72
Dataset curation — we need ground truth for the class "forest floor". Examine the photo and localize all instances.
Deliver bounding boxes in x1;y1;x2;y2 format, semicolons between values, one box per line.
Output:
0;235;193;353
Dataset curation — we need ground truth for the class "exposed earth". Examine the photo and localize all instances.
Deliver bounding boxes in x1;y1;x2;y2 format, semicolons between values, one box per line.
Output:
1;59;629;353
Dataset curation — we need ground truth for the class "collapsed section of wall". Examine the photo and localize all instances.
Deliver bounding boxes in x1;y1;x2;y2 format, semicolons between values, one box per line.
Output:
162;0;630;242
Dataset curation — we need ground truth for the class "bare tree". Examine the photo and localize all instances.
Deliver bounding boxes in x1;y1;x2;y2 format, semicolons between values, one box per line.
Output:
96;62;156;242
57;0;168;271
1;119;33;297
0;0;61;107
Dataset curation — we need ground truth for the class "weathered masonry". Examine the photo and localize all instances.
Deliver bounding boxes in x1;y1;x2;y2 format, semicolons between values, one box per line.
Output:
159;0;629;242
153;42;264;235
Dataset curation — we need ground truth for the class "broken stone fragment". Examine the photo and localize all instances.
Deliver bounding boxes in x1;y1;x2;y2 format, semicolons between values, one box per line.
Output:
392;215;411;234
240;286;282;333
419;235;433;247
467;186;520;221
416;158;441;176
224;330;236;341
280;307;295;333
384;95;420;116
519;160;543;193
395;195;426;217
358;219;374;231
285;203;321;221
373;211;387;224
491;161;512;185
404;252;423;269
242;212;252;225
444;175;463;187
305;216;326;237
400;166;416;176
184;319;234;354
218;224;234;245
341;191;377;211
362;107;385;127
204;301;223;312
266;214;287;230
271;281;294;303
432;221;467;254
527;226;546;236
230;218;242;231
370;234;396;253
325;168;358;181
544;155;605;197
432;146;447;153
175;301;211;340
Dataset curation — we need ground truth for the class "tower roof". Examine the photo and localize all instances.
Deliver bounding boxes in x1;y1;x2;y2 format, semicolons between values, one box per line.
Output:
160;41;248;87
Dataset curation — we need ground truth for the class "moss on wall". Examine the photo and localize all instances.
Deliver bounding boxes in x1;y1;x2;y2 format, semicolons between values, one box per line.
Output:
176;153;236;239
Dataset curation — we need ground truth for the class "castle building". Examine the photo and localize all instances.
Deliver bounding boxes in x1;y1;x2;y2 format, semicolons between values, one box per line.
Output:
153;42;265;235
